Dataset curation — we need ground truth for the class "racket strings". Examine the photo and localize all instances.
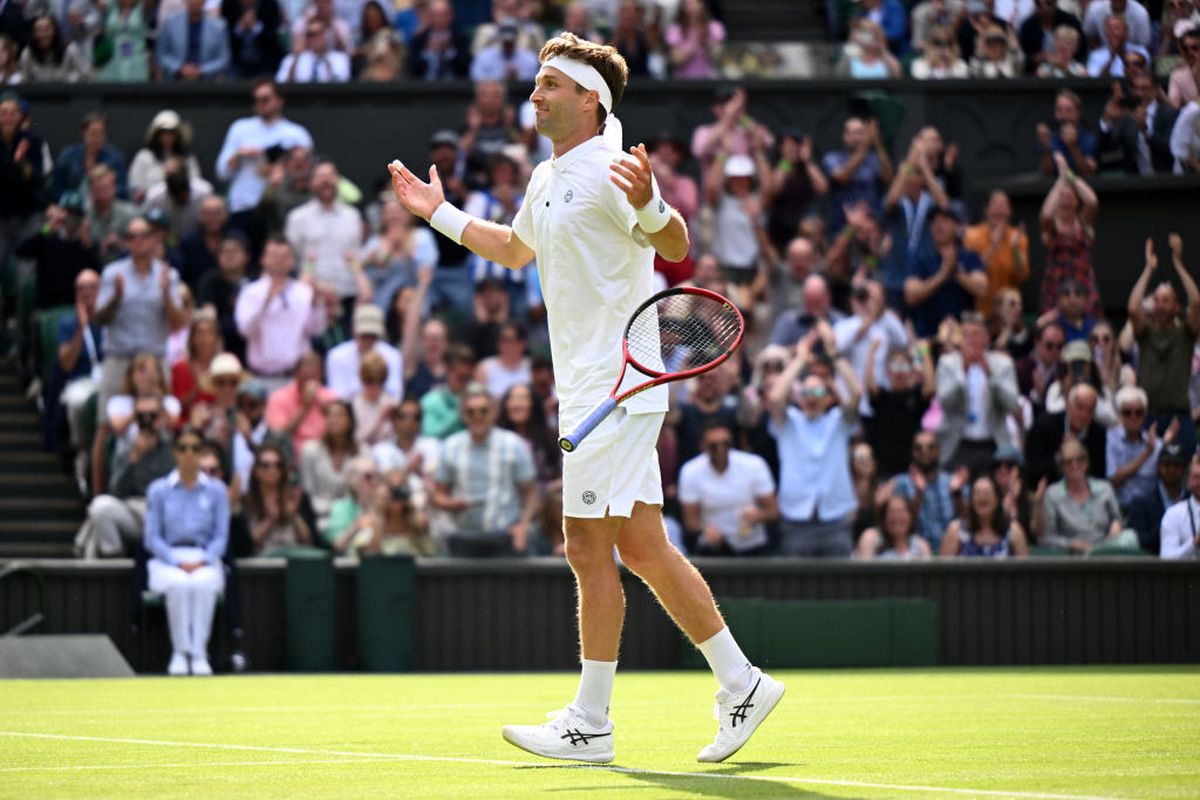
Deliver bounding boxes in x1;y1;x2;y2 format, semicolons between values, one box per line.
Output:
627;294;742;373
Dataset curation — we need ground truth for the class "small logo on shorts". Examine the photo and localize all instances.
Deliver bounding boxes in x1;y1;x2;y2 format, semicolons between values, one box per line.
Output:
563;189;574;203
658;199;665;213
582;490;597;505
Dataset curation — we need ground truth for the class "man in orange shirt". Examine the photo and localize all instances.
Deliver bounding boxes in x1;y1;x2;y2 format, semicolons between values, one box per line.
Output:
963;189;1029;312
263;350;337;460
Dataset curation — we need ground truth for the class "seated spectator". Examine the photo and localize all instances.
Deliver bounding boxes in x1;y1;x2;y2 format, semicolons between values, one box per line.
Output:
264;350;336;459
142;158;214;246
855;0;909;52
767;341;861;557
326;304;402;399
171;308;221;423
891;430;968;551
942;474;1030;556
856;494;933;560
1089;320;1126;399
497;382;561;539
679;420;778;556
1099;73;1180;176
144;424;229;675
672;362;741;469
176;195;227;291
95;0;150;82
1027;383;1107;487
1044;339;1116;426
1082;0;1152;49
0;33;21;84
234;379;269;456
911;25;969;77
406;0;470;80
85;165;137;264
1172;98;1200;174
55;270;104;473
1086;14;1150;77
277;17;351;82
969;25;1024;76
96;353;182;497
20;15;90;82
470;17;538;81
79;395;174;557
405;318;449;399
432;385;537;556
838;19;902;77
244;441;317;555
472;0;545;56
607;0;654;77
196;232;250;362
324;455;380;552
156;0;230;81
460;277;511;361
326;457;432;555
1037;439;1139;552
903;207;987;339
1037;90;1098;178
1107;385;1176;512
849;442;886;536
372;396;441;478
1167;27;1199;108
963;190;1028;314
352;351;397;447
190;353;251;483
1016;321;1065;414
128;110;203;204
421;344;476;440
1158;453;1200;559
865;339;934;477
53;112;126;200
235;236;328;388
223;0;284;78
1038;152;1100;315
299;399;356;531
993;444;1036;536
771;274;846;349
912;0;960;50
352;1;403;75
199;440;252;557
1037;24;1087;75
465;154;530;311
665;0;724;78
16;195;99;313
476;322;531;401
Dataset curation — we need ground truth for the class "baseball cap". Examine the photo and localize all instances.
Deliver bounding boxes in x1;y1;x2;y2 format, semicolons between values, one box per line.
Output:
1062;340;1092;363
724;154;756;178
1159;442;1189;466
930;205;961;223
429;129;460;149
992;444;1025;467
352;304;386;338
497;17;518;40
238;379;268;401
58;191;85;214
144;207;171;230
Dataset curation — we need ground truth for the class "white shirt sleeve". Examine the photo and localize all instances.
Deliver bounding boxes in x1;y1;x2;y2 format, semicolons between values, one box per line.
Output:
678;458;701;504
325;344;355;398
1160;502;1198;559
383;343;403;399
215;119;242;181
511;172;540;251
750;455;776;497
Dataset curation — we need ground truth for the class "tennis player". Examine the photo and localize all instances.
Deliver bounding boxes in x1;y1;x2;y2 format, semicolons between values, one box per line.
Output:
388;33;782;764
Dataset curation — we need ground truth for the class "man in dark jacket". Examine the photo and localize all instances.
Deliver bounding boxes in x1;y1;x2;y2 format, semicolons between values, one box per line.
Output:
16;193;101;311
1025;383;1107;488
1127;442;1189;555
1019;0;1085;74
407;0;471;80
0;93;45;273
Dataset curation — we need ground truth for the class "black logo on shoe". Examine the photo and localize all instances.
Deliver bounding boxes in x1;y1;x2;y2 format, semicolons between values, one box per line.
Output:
729;678;760;728
561;729;611;747
582;490;597;505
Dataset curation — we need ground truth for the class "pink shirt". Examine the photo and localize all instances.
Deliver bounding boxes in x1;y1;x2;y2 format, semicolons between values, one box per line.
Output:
234;277;327;376
665;20;725;79
1169;66;1198;109
265;381;338;458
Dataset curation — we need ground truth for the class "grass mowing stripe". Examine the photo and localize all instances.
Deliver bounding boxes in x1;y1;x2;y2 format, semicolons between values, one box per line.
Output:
1007;694;1200;705
0;730;1134;800
0;759;402;773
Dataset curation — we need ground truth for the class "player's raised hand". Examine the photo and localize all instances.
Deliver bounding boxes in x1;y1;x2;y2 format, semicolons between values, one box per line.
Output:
388;160;445;222
609;143;654;209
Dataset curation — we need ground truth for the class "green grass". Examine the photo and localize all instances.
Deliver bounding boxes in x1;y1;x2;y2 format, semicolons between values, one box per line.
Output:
1;668;1199;799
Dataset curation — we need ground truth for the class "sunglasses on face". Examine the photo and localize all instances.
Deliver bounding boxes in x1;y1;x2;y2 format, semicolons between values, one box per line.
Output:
1043;340;1064;350
257;460;283;470
761;362;784;374
801;386;827;399
1119;407;1145;417
175;442;203;453
464;407;490;418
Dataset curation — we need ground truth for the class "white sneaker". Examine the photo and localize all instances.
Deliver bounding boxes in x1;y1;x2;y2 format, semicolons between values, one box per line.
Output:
191;658;213;676
696;668;785;763
167;652;189;676
502;705;615;763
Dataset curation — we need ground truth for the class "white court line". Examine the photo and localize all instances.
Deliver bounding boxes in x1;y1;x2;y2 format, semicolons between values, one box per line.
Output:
1007;694;1200;706
0;730;1134;800
0;759;399;774
0;702;551;717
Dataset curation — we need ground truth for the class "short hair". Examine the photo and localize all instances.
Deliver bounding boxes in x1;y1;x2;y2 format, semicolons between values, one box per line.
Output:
538;32;629;131
1054;24;1079;44
80;111;106;131
263;234;292;252
1059;437;1087;462
88;164;114;184
960;311;987;328
174;424;205;445
1067;382;1097;406
359;350;388;384
446;343;476;367
1036;320;1065;342
1056;88;1083;112
463;382;492;405
1114;385;1148;411
701;419;734;439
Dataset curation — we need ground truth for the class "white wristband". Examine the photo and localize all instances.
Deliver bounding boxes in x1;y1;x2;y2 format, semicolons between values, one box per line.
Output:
429;201;472;245
635;191;671;234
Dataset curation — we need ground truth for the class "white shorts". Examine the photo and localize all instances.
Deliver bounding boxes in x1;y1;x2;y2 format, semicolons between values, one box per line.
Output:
561;407;665;519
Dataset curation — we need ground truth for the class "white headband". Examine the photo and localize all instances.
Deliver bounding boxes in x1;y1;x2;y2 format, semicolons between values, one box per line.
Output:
542;55;612;113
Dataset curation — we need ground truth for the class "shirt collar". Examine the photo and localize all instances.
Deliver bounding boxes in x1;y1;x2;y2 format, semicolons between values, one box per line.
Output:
550;135;605;174
166;469;211;488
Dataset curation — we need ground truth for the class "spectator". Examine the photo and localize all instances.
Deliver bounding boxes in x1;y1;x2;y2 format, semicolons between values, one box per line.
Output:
55;270;103;460
263;349;337;457
459;277;512;361
0;92;45;271
1038;278;1095;343
497;381;561;538
665;0;724;78
835;279;909;415
244;441;317;555
79;395;174;557
1107;385;1176;513
171;308;222;423
215;81;314;252
607;0;653;77
1044;338;1116;423
1016;320;1065;413
1036;438;1138;552
1027;382;1107;486
0;33;21;83
1172;98;1200;174
904;207;987;339
472;0;544;56
1128;233;1199;454
325;456;421;554
767;342;861;557
196;232;249;362
963;190;1028;313
771;274;846;348
407;0;470;80
1156;451;1200;558
421;344;476;440
1089;320;1125;398
879;137;950;309
286;157;362;315
993;443;1035;536
470;17;538;81
956;0;1008;61
53;112;126;200
143;424;229;675
848;441;884;536
1086;14;1150;77
142;157;214;246
352;351;397;447
156;0;230;80
891;430;968;550
865;338;934;476
234;379;269;455
838;18;902;77
326;303;403;398
95;0;150;82
1037;90;1098;177
854;0;909;53
559;0;603;43
672;362;740;470
1036;24;1087;76
235;236;328;387
1038;151;1100;315
763;131;828;258
372;396;441;478
129;110;203;204
289;0;351;55
223;0;284;78
102;354;182;464
432;385;537;556
17;193;99;312
970;24;1024;76
19;15;90;81
1168;27;1199;108
936;312;1020;474
277;17;351;82
855;493;933;560
361;205;437;315
690;86;775;175
406;317;449;398
257;144;313;237
823;116;893;234
421;129;473;314
458;82;518;188
474;321;531;400
176;195;227;291
942;474;1030;556
911;25;969;77
191;353;251;482
704;149;773;294
1100;73;1181;176
1082;0;1152;48
912;0;960;50
679;420;778;556
990;287;1032;360
299;398;356;531
354;1;405;81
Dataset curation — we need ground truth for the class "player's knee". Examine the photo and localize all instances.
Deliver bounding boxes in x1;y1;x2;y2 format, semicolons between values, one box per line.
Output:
615;535;669;576
563;530;615;578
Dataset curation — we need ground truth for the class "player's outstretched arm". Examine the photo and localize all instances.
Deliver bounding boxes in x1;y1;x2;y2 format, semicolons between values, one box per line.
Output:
610;144;690;262
388;160;534;270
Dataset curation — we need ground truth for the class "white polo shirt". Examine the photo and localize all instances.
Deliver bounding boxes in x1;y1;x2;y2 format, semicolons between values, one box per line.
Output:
678;449;776;551
511;135;668;422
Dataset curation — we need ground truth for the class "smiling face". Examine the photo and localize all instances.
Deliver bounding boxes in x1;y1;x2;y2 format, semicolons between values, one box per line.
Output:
529;66;596;143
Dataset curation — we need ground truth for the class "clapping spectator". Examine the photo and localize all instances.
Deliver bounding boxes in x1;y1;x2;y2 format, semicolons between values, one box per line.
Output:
1022;0;1085;74
880;136;950;309
1082;0;1152;48
865;338;935;476
703;148;773;295
990;288;1032;360
196;232;249;361
771;274;846;348
1037;90;1098;178
129;111;203;204
407;0;470;80
277;17;351;82
942;474;1030;556
1037;278;1095;343
285;158;362;314
891;430;968;551
351;351;397;447
1099;73;1180;175
1026;382;1107;486
839;19;902;77
764;130;828;257
822;116;893;233
53;112;126;200
222;0;284;78
904;207;987;338
856;494;933;560
472;0;545;56
911;25;969;77
1035;438;1138;553
171;308;222;423
95;0;150;81
1107;386;1177;513
16;194;99;313
1168;27;1199;107
20;15;90;82
969;24;1024;75
470;17;538;81
0;93;45;275
956;0;1008;61
963;191;1028;314
263;350;337;457
245;442;317;555
326;304;403;399
665;0;724;78
1038;151;1100;314
142;157;214;245
834;279;908;414
1086;14;1150;76
1156;452;1200;559
289;0;352;55
156;0;230;80
459;83;518;191
299;398;356;532
1036;24;1087;75
371;396;440;478
691;86;775;175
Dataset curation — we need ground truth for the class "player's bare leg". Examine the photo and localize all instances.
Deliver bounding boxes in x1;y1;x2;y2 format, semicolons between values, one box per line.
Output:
616;501;785;762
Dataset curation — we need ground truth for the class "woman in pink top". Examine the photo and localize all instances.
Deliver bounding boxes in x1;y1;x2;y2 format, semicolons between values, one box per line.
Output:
666;0;725;79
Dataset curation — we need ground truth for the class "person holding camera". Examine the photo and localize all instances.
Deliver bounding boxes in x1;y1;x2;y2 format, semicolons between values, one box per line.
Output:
327;457;433;556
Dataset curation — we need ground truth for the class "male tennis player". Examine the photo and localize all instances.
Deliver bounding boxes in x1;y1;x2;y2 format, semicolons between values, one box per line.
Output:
388;33;782;764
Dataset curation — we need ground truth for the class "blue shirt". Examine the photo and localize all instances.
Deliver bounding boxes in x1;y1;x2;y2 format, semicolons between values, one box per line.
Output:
96;258;182;358
56;315;104;381
893;470;957;551
770;406;857;522
907;244;984;339
822;149;885;231
1049;128;1099;175
144;470;230;566
1105;427;1159;509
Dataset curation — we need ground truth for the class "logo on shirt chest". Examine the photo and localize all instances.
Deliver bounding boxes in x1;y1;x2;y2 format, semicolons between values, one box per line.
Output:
563;189;574;204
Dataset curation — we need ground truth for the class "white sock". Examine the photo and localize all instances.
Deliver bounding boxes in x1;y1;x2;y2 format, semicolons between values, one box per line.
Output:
697;627;754;694
572;659;617;727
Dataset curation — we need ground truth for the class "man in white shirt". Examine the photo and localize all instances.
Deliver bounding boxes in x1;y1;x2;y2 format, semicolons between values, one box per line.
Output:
325;304;403;398
388;32;781;765
833;279;908;416
276;17;352;83
470;19;540;82
679;421;778;555
285;158;362;306
1086;14;1150;77
1159;456;1200;559
1082;0;1151;47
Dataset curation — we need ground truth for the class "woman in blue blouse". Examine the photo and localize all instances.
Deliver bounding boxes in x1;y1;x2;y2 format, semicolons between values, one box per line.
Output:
144;425;230;675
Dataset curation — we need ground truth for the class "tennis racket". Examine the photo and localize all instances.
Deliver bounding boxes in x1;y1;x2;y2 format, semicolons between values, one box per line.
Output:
558;286;745;453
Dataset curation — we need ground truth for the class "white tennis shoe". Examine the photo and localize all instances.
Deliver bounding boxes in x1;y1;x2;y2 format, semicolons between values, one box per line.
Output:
502;705;615;763
167;652;189;676
696;668;785;763
191;657;213;676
